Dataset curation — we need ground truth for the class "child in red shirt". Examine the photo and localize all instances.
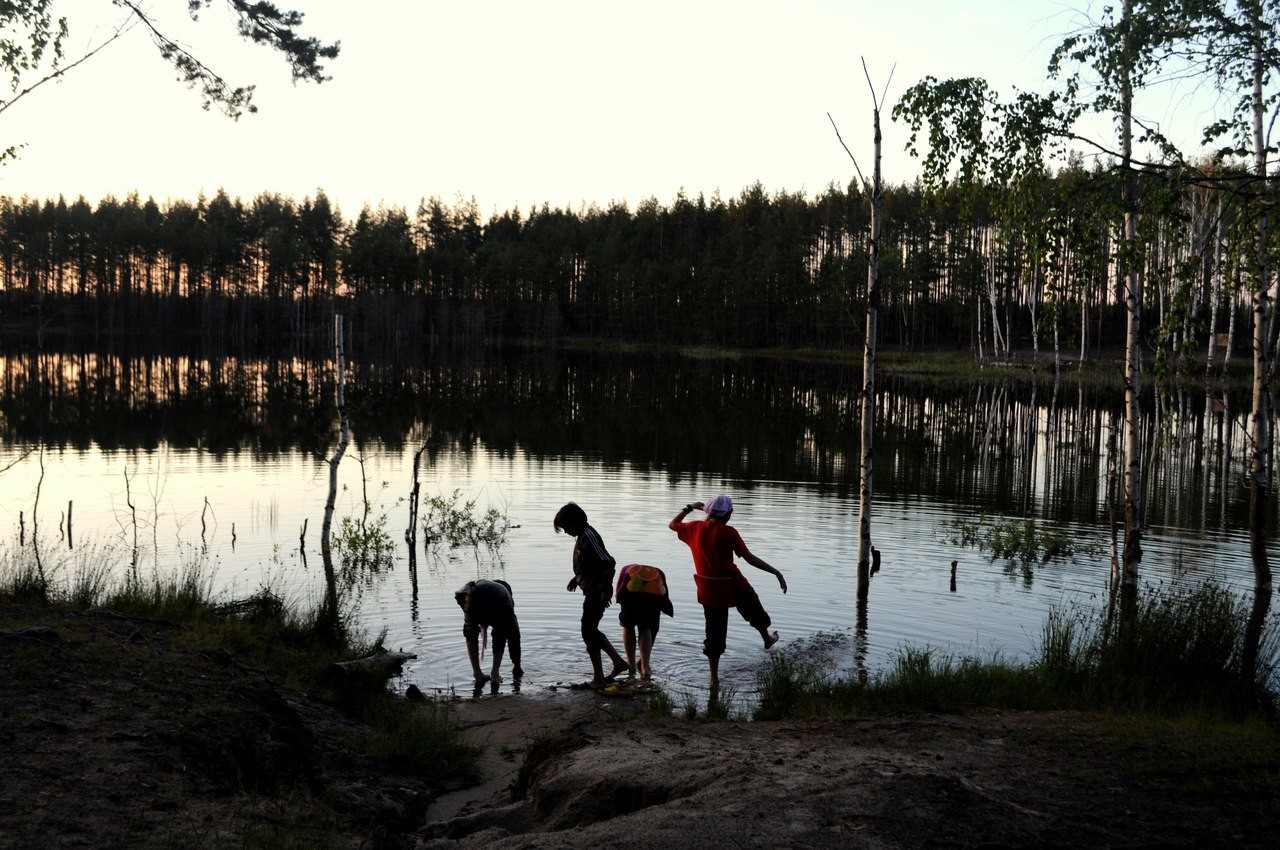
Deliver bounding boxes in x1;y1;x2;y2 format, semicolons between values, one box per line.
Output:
669;494;787;688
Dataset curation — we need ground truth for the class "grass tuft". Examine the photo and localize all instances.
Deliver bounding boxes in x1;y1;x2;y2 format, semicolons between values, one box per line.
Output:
361;697;480;781
752;583;1278;723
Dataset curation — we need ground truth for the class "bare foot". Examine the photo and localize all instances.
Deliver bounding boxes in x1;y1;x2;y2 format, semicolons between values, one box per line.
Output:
512;666;524;679
607;662;628;681
763;630;780;649
474;672;491;688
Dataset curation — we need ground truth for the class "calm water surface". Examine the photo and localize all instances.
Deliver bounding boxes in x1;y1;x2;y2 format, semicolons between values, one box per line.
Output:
1;441;1259;705
0;347;1271;706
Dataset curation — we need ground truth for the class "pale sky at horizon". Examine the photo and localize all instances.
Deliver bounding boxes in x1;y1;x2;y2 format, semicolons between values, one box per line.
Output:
0;0;1226;220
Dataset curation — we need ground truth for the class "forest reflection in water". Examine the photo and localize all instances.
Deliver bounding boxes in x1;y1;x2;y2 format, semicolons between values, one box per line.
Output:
0;343;1270;697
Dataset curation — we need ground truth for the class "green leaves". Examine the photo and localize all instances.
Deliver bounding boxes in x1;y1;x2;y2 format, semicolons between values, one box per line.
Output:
893;76;994;193
120;1;338;118
895;78;1078;189
0;0;67;93
331;511;396;579
3;2;337;124
942;514;1100;568
422;490;513;553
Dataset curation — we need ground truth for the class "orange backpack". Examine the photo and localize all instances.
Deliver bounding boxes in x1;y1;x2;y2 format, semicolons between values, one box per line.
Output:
624;564;667;596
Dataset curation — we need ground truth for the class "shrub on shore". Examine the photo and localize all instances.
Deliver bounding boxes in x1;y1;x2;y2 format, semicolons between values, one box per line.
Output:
754;582;1278;723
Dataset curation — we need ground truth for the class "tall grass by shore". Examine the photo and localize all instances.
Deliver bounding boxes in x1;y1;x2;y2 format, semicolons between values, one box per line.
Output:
0;540;479;779
754;583;1279;723
0;540;345;666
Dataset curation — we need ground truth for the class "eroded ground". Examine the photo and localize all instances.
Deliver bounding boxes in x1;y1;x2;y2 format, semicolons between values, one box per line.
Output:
3;603;1278;850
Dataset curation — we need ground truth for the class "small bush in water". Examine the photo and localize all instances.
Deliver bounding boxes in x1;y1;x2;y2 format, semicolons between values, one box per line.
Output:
422;490;512;550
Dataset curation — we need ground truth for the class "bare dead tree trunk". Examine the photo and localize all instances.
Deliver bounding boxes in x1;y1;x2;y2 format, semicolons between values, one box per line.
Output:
830;61;890;602
123;465;139;584
406;443;426;601
32;449;46;586
320;313;351;632
856;77;884;602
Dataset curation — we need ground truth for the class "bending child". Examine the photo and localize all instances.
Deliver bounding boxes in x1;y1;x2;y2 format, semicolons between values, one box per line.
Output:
454;578;523;689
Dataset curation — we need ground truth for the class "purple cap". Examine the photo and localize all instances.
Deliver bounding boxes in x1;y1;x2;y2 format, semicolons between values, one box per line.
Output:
706;494;733;517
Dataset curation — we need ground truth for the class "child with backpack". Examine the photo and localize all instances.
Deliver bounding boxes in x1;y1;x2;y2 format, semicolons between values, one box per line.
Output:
614;563;673;687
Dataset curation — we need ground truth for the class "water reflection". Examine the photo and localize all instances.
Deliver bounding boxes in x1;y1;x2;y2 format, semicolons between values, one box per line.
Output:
0;343;1273;697
1;345;1266;536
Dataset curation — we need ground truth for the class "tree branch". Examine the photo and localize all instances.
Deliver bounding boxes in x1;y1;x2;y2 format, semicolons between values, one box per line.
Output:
0;18;132;119
115;0;256;118
828;111;867;190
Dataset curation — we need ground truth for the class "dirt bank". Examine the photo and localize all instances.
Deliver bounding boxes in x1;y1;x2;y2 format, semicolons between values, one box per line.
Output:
421;693;1280;849
3;603;1278;849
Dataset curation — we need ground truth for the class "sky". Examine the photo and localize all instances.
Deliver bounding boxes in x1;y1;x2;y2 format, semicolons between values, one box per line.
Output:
0;0;1223;220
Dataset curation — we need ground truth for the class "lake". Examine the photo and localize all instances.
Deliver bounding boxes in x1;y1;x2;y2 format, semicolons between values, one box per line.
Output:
0;343;1270;704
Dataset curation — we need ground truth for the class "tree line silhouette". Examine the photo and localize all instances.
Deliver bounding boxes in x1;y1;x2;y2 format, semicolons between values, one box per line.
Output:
2;344;1249;537
0;161;1260;362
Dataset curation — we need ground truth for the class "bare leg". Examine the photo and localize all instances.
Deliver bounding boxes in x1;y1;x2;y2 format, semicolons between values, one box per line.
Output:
588;647;605;687
489;645;505;683
707;654;720;689
761;628;780;649
507;617;523;679
638;628;654;680
583;598;624;687
622;626;638;679
466;636;490;687
600;635;628;680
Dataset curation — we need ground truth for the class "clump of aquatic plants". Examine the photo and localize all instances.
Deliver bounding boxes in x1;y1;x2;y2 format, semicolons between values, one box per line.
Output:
942;514;1097;566
331;510;397;578
329;473;400;579
421;489;513;551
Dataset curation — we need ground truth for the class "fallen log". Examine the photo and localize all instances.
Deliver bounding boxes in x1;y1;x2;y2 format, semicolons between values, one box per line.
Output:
327;650;417;687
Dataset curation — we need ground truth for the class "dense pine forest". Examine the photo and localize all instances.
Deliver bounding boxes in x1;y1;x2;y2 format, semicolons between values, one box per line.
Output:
0;160;1260;367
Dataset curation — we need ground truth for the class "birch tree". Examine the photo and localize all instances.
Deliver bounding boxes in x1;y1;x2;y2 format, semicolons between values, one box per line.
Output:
897;1;1189;593
1189;0;1279;594
1112;0;1147;593
1177;0;1280;676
